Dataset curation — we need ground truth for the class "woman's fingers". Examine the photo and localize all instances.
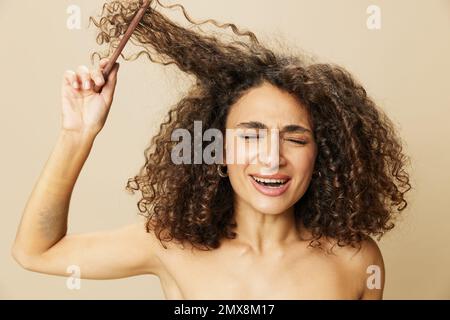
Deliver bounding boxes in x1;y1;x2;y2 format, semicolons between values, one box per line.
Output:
99;58;110;68
101;62;120;105
91;68;105;92
77;65;93;91
90;59;111;92
63;60;117;97
63;70;80;90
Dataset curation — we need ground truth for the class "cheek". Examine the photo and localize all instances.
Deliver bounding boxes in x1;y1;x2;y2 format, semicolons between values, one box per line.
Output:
226;164;250;194
289;147;317;176
227;164;246;182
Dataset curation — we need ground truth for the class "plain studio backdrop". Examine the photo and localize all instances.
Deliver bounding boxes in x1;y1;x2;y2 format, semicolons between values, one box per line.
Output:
0;0;449;299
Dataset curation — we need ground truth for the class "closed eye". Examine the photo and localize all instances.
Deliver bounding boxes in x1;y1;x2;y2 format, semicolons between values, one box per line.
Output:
239;135;307;145
239;134;262;140
285;139;307;145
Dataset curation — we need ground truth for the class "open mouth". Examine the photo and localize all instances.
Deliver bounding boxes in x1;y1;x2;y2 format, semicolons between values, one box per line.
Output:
250;175;290;188
248;174;291;197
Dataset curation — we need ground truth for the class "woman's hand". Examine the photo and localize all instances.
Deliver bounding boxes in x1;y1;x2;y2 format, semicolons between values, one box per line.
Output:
61;59;120;137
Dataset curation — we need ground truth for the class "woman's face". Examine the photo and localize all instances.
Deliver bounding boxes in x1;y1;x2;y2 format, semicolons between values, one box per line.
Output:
225;82;318;215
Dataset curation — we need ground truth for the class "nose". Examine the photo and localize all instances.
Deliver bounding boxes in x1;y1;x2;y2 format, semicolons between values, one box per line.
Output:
258;130;286;174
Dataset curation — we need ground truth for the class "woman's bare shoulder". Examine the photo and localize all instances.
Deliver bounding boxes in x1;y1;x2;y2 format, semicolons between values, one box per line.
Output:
123;220;174;274
298;223;384;270
321;236;385;298
335;237;384;271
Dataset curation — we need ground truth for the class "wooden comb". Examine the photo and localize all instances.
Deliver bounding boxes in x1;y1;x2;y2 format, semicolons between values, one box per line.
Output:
100;0;151;80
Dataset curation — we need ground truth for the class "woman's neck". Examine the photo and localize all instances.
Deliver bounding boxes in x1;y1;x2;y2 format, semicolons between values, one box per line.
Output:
232;196;301;255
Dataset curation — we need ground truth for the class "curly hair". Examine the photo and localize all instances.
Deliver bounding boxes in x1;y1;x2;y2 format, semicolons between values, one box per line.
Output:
89;0;411;250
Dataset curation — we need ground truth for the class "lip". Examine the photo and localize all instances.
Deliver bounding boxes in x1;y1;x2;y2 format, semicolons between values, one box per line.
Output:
248;174;291;197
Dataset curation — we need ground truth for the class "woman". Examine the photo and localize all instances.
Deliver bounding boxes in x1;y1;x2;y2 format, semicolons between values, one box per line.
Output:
12;0;411;299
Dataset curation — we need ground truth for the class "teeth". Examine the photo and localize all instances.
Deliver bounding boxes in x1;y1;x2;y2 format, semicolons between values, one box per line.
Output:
252;176;287;184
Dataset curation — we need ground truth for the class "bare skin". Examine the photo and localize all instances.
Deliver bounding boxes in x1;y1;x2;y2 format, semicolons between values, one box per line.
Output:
12;62;384;299
153;226;385;299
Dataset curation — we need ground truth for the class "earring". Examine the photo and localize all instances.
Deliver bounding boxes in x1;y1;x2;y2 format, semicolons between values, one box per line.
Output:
217;164;228;178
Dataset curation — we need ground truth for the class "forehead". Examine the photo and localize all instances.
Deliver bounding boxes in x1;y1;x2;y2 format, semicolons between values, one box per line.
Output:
226;82;312;129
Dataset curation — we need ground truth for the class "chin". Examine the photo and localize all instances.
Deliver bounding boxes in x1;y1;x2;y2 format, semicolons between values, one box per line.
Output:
249;200;292;215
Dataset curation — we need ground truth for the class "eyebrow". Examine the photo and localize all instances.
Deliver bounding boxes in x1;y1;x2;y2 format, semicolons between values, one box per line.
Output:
235;121;312;134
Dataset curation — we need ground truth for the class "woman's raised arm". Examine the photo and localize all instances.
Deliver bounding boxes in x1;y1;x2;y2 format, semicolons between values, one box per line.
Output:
11;60;161;279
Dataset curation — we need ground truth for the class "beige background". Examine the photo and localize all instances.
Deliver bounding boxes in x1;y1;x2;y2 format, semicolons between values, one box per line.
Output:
1;0;449;299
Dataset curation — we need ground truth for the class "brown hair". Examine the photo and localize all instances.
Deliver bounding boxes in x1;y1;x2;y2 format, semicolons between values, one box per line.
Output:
90;0;411;250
